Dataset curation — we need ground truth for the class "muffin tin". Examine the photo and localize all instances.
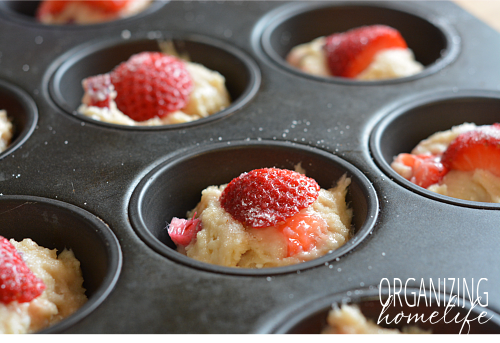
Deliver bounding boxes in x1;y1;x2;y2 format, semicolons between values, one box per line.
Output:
49;34;260;130
0;196;122;333
0;0;499;334
257;287;500;334
129;140;378;276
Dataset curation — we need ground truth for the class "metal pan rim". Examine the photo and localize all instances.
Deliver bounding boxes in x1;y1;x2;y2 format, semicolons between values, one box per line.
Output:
0;79;38;161
255;286;500;334
0;0;168;30
254;0;460;85
370;88;500;210
128;139;379;277
0;195;123;334
45;32;261;131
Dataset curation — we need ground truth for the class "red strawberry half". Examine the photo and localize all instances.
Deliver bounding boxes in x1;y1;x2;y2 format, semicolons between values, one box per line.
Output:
110;52;193;121
220;168;321;228
86;1;131;13
323;25;408;78
82;73;113;108
36;0;130;20
36;0;69;20
81;52;193;122
0;236;45;305
441;123;500;177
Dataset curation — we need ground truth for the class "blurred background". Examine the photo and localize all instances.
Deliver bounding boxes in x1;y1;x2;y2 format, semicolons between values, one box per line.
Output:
454;0;500;32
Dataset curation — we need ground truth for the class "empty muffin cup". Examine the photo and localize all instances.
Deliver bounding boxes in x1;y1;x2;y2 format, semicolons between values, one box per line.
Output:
48;34;260;129
0;0;166;27
129;140;379;276
370;89;500;209
258;287;500;334
0;195;122;333
0;79;38;160
256;1;459;84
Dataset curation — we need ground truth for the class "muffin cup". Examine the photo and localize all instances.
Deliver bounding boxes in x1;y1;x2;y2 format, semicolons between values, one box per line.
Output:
370;89;500;209
258;287;500;334
129;140;379;276
0;195;122;333
47;34;261;130
0;80;38;160
0;0;39;19
0;0;166;28
255;1;459;84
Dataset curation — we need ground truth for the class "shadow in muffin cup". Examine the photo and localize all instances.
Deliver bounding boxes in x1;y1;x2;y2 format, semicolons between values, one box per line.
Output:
47;34;260;130
0;196;122;333
0;80;38;161
0;0;39;17
129;140;379;276
0;0;167;28
256;1;459;84
256;287;500;334
370;89;500;209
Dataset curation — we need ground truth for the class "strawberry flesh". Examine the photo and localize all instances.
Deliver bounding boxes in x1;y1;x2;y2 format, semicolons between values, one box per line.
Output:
324;25;408;78
87;1;130;13
82;73;113;108
81;52;193;121
441;123;500;177
110;52;193;121
276;212;327;257
36;0;69;19
394;153;449;188
36;0;130;19
394;123;500;189
168;216;202;247
0;236;45;305
220;168;320;228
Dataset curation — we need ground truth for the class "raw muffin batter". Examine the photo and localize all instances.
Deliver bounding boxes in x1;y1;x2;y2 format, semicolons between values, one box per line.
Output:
322;304;428;334
168;168;353;268
0;238;87;334
287;25;423;80
391;123;500;203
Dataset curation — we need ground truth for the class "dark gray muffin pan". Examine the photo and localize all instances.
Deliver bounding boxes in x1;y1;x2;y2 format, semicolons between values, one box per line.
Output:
129;140;378;276
0;196;122;333
0;80;38;160
257;287;500;334
49;34;260;130
0;0;498;334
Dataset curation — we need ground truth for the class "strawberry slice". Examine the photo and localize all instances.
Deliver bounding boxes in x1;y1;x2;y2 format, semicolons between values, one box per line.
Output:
276;212;328;257
86;1;131;13
82;73;114;108
393;153;449;188
36;0;130;20
441;123;500;177
168;215;202;247
36;0;69;19
323;25;408;78
220;168;320;228
110;52;193;121
81;52;193;121
0;236;45;304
